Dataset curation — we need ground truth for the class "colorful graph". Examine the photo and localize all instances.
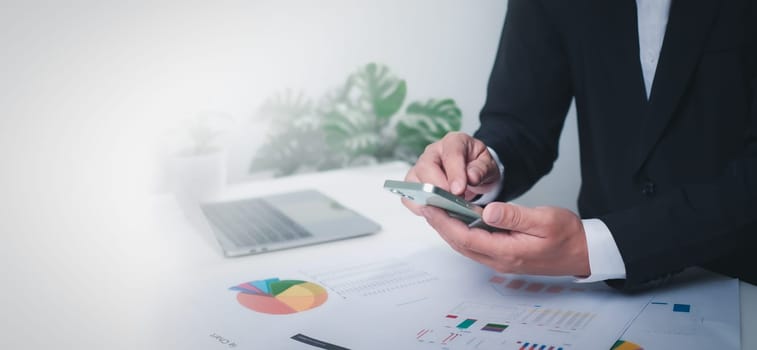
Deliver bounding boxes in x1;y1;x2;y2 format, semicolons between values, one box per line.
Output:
516;340;564;350
610;340;643;350
414;310;514;348
621;300;698;337
229;278;328;314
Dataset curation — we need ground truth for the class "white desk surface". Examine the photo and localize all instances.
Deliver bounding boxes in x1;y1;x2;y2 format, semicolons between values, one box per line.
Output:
2;161;754;348
161;161;756;349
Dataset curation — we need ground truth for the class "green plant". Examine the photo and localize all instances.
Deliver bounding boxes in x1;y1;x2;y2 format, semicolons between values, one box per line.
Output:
250;63;461;176
178;112;234;156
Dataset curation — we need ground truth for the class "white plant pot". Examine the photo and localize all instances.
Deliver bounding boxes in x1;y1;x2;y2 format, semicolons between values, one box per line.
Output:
165;150;226;215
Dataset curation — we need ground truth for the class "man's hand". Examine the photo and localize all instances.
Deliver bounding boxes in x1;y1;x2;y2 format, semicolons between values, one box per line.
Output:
403;132;500;215
421;202;591;277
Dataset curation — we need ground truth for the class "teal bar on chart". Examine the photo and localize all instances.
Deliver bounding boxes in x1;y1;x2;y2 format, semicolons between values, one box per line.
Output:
456;319;476;329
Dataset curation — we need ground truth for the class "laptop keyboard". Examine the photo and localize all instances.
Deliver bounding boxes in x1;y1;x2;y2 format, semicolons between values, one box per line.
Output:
201;198;312;247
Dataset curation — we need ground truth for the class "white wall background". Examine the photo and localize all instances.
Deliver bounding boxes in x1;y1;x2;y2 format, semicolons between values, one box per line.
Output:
0;1;579;347
0;0;580;209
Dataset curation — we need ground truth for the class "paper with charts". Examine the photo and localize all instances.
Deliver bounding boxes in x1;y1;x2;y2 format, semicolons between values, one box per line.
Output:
401;270;649;350
611;270;740;350
158;248;739;350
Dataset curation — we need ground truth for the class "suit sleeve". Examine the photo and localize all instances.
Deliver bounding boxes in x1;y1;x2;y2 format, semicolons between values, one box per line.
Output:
473;0;574;201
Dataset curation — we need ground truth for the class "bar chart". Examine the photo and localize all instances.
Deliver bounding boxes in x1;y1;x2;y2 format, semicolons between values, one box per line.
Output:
414;303;515;349
515;340;566;350
488;275;596;297
444;301;596;331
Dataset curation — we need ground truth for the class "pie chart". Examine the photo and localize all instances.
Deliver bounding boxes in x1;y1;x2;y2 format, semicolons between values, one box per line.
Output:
229;278;328;314
611;340;643;350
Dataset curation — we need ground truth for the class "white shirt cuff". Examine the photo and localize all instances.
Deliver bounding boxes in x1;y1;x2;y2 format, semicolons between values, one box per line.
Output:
575;218;627;283
472;146;505;205
472;147;623;283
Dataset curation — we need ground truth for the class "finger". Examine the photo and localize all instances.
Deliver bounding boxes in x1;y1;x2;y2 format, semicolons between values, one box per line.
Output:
465;149;497;186
455;250;519;274
422;206;503;255
423;206;484;256
412;149;452;191
467;161;499;189
463;189;480;201
438;133;470;195
482;203;541;235
422;207;531;274
404;167;420;183
401;197;422;216
401;169;426;215
445;238;503;269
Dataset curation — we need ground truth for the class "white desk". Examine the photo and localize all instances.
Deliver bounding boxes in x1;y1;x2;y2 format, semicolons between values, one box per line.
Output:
3;162;752;348
150;161;757;349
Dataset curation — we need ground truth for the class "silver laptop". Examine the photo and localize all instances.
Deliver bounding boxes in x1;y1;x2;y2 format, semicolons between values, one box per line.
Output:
200;189;381;257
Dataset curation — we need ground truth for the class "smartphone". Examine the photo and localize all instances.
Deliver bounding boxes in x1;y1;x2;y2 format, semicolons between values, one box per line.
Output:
383;180;497;231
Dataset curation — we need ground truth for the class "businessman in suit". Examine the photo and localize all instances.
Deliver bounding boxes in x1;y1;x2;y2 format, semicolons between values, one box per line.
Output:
403;0;757;290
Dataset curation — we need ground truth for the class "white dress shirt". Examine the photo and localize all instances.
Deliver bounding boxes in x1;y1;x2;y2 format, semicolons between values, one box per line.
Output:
478;0;672;282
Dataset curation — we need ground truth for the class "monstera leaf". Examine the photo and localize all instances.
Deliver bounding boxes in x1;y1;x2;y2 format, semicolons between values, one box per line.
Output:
256;89;313;126
249;63;462;177
249;122;331;176
351;63;407;120
250;91;335;176
321;63;407;162
395;99;462;160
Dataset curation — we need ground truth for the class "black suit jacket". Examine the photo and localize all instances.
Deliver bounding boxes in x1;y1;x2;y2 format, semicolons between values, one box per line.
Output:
474;0;757;290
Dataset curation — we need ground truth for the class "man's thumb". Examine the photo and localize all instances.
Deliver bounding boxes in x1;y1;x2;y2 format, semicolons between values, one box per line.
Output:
483;203;531;231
